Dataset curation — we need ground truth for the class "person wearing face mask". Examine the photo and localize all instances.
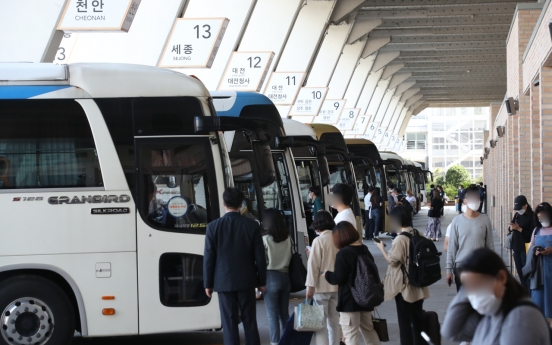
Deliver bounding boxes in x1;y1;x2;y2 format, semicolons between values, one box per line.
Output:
446;185;494;291
509;195;535;288
331;183;356;229
442;248;550;345
527;202;552;325
305;211;339;345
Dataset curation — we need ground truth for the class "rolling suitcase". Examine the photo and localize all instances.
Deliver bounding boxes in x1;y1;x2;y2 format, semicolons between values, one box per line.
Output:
423;310;441;345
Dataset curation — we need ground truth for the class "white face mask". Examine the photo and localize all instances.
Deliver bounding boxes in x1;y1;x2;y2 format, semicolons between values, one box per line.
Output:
517;209;526;215
467;202;479;211
467;288;502;316
541;219;551;228
461;204;467;213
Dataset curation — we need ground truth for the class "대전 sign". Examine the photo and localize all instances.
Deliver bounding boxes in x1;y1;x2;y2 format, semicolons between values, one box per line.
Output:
289;87;328;116
218;52;275;92
337;108;360;131
58;0;141;32
316;100;345;124
264;72;305;105
159;18;229;68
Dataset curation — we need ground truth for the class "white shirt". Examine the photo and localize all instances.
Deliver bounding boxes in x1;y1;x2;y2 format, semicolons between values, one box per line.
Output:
406;195;416;207
334;208;357;229
445;223;452;237
364;193;372;210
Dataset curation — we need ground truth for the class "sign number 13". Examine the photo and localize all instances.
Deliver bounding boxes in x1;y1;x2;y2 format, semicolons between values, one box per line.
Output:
194;24;211;39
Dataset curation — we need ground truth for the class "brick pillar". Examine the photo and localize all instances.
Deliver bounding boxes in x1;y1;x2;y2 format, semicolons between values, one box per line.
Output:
540;66;552;198
518;94;532;197
531;81;541;205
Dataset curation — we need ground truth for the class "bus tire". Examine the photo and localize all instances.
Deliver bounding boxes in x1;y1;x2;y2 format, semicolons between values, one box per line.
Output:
0;275;75;345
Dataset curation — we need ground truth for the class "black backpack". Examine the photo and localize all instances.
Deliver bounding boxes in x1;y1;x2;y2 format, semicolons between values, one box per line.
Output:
347;247;384;309
400;229;442;287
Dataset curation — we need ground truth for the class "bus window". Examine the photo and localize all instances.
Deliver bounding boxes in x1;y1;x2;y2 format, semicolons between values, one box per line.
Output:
0;99;103;189
139;140;216;234
296;159;321;229
232;158;260;222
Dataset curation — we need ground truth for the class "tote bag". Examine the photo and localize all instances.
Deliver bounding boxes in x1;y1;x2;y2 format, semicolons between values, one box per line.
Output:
294;299;325;332
289;238;307;292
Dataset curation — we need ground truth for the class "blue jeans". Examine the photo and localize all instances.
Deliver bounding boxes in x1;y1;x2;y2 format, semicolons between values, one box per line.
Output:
371;208;383;237
265;270;291;344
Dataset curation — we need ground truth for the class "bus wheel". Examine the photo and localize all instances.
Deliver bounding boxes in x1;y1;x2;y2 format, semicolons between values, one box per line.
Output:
0;275;75;345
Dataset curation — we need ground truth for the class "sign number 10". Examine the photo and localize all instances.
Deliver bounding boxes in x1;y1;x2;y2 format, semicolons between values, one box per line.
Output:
194;24;211;39
312;91;322;99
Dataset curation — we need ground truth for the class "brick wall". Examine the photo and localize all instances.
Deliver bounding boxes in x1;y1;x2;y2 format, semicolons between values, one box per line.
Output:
523;2;552;91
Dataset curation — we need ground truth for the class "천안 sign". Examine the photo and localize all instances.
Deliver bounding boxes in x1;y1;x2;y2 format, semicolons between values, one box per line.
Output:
57;0;141;32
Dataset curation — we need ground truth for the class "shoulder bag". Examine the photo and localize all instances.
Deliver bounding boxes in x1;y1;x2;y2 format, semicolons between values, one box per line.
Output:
288;237;307;292
505;213;517;250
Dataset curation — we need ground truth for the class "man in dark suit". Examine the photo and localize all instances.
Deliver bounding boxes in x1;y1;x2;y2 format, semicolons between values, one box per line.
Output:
204;187;267;345
458;185;466;213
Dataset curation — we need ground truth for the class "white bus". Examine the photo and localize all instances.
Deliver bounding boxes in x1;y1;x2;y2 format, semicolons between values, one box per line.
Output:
0;63;238;344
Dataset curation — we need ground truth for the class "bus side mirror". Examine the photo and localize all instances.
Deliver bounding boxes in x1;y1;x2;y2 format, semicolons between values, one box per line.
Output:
317;156;330;187
251;140;276;187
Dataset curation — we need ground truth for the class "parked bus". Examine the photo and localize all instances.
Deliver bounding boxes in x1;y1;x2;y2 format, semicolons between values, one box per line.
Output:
0;63;237;343
211;91;311;261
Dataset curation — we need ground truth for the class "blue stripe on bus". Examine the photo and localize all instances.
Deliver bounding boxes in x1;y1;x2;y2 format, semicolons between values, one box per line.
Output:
0;85;72;99
216;92;274;117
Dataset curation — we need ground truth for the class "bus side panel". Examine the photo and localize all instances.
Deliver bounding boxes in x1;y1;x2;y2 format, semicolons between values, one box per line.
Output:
0;252;139;337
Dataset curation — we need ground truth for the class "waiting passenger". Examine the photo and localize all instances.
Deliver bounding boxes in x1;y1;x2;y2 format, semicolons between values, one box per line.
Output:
376;206;429;345
325;222;381;345
309;186;324;216
508;195;534;288
442;248;550;345
426;190;443;242
261;208;292;345
331;183;356;229
371;187;385;240
306;211;339;345
364;186;375;240
446;185;494;291
526;202;552;325
405;189;417;215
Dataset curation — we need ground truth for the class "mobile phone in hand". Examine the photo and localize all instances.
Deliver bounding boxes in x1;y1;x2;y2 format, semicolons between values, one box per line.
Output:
373;238;386;247
421;332;435;345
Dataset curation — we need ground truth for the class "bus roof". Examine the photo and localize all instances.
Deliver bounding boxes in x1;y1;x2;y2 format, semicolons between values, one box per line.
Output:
380;151;407;165
282;118;317;140
0;63;210;99
345;138;383;165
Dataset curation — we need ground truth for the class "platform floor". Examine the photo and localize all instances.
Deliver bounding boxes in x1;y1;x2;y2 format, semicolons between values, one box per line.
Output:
72;206;503;345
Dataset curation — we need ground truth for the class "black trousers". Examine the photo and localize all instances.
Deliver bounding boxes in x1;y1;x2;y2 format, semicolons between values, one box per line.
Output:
218;289;261;345
365;210;375;239
395;293;426;345
454;266;462;292
513;249;529;289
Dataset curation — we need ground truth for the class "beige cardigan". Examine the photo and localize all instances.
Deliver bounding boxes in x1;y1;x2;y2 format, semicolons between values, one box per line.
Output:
383;228;430;303
305;230;339;293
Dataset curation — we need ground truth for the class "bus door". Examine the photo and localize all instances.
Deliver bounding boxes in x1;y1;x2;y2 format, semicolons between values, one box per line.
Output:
295;158;322;229
135;137;222;334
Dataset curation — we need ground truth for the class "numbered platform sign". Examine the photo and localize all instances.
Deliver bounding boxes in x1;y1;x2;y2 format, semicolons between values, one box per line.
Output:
337;108;360;131
372;126;387;143
159;18;229;68
382;131;393;146
58;0;141;32
399;139;406;152
346;115;371;135
290;116;315;124
388;133;397;149
53;32;79;65
363;122;379;140
316;100;345;124
264;72;305;105
218;52;275;92
289;87;328;116
393;136;402;151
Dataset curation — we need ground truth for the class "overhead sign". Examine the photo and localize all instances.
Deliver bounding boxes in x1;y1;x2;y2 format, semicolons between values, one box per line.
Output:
373;126;387;143
316;100;345;124
264;72;305;105
346;115;370;136
388;133;398;149
53;32;79;64
363;122;379;140
218;51;275;92
382;131;393;146
290;116;315;124
158;18;229;68
337;108;360;131
289;87;328;116
399;139;406;152
58;0;141;32
393;136;402;151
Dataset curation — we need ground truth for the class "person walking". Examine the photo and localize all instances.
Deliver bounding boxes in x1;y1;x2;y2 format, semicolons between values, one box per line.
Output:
509;195;534;288
405;189;417;215
446;185;494;291
457;185;466;214
306;211;340;345
527;202;552;325
261;208;292;345
364;186;375;240
332;183;356;228
478;182;486;213
325;222;381;345
442;248;550;345
375;206;429;345
426;190;443;241
204;187;267;345
371;187;385;240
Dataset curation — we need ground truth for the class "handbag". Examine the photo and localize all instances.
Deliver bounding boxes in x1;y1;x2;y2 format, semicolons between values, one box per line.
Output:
294;299;325;332
288;238;307;293
505;213;517;250
372;308;389;342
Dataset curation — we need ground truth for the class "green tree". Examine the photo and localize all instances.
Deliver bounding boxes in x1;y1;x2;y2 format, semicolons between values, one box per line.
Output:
445;165;471;188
